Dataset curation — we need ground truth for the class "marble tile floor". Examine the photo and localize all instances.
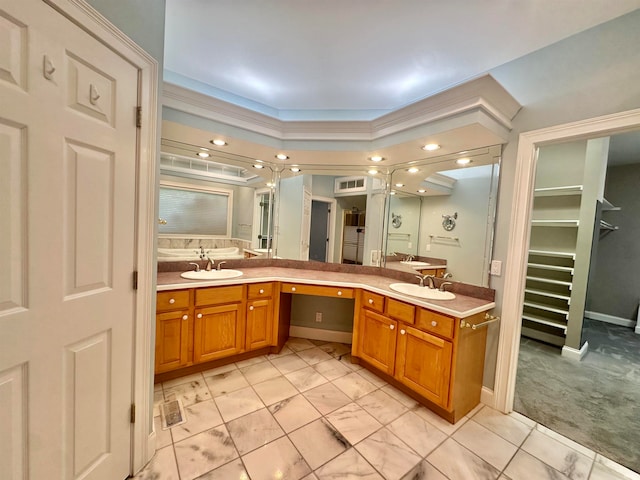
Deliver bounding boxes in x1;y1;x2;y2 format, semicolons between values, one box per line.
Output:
135;337;640;480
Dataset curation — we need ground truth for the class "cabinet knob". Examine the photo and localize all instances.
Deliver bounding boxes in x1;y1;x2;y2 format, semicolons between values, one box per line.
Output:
337;290;342;296
259;289;264;294
169;298;175;304
291;287;296;292
368;298;374;305
389;324;395;330
249;306;254;311
182;314;188;320
431;321;438;327
196;313;202;319
400;329;406;335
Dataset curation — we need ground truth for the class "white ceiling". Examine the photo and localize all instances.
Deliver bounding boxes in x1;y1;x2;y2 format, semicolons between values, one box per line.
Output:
164;1;640;120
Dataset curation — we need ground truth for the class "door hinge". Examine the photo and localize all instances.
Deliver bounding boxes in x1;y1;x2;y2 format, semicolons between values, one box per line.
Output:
133;271;138;290
136;106;142;128
130;403;136;423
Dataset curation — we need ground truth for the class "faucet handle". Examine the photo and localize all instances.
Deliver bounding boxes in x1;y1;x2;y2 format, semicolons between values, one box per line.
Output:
216;261;227;271
188;262;200;272
414;275;425;287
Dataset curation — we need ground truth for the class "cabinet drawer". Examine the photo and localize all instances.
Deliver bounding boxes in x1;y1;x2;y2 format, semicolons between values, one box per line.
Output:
157;290;190;311
360;290;385;313
386;298;415;324
247;282;273;299
195;285;244;306
281;283;354;298
415;308;455;339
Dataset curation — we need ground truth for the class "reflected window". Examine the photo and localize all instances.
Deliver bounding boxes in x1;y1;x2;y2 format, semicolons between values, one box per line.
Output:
159;182;231;236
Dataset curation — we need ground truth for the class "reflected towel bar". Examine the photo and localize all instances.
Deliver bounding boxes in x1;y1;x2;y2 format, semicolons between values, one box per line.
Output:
429;234;459;241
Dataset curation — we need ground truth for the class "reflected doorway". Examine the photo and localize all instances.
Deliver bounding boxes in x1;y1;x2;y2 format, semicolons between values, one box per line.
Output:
309;196;337;262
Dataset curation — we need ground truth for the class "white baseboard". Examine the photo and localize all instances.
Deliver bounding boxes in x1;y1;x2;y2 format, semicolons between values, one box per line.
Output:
585;310;635;328
561;341;589;361
289;326;353;344
480;386;495;409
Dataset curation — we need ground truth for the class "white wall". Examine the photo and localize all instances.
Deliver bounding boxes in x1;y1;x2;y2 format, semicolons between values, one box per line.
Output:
85;0;166;62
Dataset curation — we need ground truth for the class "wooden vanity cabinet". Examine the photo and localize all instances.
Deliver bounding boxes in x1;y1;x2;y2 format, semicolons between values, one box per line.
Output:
417;267;447;278
193;285;245;363
355;289;487;422
155;290;192;374
246;282;277;351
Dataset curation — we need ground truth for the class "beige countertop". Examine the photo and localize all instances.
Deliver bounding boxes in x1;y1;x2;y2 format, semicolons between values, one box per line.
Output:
157;267;494;318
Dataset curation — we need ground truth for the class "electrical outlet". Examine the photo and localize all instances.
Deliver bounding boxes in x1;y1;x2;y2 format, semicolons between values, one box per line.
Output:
426;243;431;252
407;242;412;249
315;312;322;323
490;260;502;276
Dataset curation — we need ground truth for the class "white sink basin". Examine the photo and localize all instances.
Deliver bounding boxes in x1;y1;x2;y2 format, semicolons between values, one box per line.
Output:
400;261;431;269
180;269;243;280
389;283;455;300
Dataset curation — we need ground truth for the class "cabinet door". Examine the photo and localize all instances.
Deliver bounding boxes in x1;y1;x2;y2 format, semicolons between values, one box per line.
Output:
194;304;244;363
358;308;397;375
246;298;274;351
155;309;190;373
396;326;452;408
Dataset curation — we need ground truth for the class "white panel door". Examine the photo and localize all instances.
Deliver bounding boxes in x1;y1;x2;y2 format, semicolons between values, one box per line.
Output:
0;1;139;479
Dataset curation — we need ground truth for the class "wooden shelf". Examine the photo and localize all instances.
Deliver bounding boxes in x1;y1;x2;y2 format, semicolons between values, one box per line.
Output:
526;275;573;289
527;262;574;274
528;249;576;260
531;219;579;227
523;301;569;318
534;185;583;197
522;313;568;333
524;288;571;303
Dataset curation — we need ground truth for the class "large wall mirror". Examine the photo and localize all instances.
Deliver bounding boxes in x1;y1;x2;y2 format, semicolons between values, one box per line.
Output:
384;145;501;286
157;135;501;288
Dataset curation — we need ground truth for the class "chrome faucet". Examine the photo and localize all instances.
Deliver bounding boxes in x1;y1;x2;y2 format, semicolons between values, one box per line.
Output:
439;281;454;292
188;262;200;272
443;272;453;279
405;254;415;262
216;261;227;271
205;257;214;271
423;275;436;289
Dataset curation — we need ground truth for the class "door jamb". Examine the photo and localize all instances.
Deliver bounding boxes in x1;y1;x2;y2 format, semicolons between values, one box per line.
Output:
311;196;337;262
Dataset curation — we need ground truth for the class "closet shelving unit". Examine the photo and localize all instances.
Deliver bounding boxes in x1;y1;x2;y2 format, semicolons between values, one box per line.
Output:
600;199;621;234
522;185;582;346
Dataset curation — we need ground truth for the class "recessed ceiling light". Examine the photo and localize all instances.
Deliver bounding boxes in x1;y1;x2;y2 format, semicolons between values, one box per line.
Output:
210;139;227;146
367;169;378;175
407;167;419;173
395;183;404;188
456;158;472;165
422;143;441;151
197;152;210;158
253;164;264;169
290;167;300;173
275;153;289;160
390;191;396;195
369;155;384;162
417;189;426;193
266;182;275;188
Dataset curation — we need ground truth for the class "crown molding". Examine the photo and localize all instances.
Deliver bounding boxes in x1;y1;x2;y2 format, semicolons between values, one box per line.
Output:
162;74;521;143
